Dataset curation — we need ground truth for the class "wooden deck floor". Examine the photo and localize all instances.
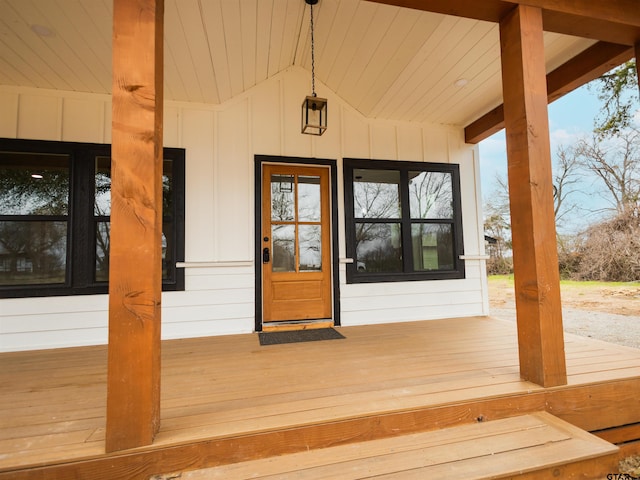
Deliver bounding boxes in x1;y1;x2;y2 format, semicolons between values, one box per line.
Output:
1;316;640;479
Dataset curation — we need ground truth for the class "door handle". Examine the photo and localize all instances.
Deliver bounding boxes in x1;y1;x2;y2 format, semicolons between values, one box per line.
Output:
262;247;270;263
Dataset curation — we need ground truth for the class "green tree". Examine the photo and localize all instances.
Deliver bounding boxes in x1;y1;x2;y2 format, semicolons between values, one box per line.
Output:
590;59;638;137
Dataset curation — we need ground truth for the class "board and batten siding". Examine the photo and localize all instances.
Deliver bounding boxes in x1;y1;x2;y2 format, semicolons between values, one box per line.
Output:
0;67;488;352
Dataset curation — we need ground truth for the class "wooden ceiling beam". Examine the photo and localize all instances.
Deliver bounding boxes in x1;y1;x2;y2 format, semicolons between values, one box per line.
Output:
464;41;634;144
368;0;640;45
521;0;640;28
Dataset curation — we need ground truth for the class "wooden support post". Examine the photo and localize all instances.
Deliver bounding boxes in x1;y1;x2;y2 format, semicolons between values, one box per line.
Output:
499;5;567;387
106;0;164;452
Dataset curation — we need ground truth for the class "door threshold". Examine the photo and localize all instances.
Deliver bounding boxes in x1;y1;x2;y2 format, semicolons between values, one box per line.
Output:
262;319;334;333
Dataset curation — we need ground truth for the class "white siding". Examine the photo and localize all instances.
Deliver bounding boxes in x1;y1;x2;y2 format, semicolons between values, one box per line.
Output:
0;90;18;138
61;97;106;143
0;67;488;352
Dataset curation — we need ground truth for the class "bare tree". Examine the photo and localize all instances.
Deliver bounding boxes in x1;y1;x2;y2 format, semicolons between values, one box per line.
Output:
483;174;512;273
567;127;640;281
552;145;582;227
575;127;640;215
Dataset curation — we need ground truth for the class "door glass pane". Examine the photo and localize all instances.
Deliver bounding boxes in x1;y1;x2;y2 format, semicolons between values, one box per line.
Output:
162;159;174;212
95;156;111;215
272;225;295;272
353;169;401;219
0;152;69;215
354;222;402;273
0;221;67;285
298;175;321;221
271;174;295;221
95;221;110;282
299;225;321;271
409;171;453;219
411;224;454;271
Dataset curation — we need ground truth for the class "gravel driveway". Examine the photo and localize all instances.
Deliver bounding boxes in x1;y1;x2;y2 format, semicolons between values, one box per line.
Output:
490;306;640;349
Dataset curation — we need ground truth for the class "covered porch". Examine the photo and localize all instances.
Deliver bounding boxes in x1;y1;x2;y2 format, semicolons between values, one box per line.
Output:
1;0;640;476
2;317;640;479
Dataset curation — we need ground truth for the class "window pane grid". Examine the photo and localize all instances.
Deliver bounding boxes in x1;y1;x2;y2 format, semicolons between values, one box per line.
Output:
345;159;464;283
0;139;185;297
270;172;324;274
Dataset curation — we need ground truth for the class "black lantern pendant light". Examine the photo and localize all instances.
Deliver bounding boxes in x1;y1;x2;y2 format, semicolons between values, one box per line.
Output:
301;0;327;136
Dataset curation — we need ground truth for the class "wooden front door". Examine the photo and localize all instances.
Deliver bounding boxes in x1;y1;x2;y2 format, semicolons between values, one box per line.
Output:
261;164;332;323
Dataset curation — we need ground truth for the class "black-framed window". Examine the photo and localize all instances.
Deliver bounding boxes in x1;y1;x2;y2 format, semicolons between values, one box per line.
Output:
344;158;464;283
0;138;185;298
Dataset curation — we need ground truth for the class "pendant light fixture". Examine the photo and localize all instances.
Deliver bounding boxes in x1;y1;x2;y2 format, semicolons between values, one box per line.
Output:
301;0;327;136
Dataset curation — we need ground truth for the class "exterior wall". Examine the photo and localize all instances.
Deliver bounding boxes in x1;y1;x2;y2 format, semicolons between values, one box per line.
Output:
0;67;488;352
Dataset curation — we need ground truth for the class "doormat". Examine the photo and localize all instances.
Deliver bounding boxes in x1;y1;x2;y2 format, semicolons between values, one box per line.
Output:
258;328;345;346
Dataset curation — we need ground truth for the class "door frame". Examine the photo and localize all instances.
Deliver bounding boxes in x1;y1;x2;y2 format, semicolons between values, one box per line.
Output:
254;155;340;332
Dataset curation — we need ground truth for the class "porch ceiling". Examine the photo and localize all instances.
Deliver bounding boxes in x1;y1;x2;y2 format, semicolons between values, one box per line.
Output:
0;0;600;128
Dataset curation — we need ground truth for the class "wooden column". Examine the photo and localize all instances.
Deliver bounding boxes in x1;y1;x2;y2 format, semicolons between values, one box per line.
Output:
106;0;164;452
500;5;567;387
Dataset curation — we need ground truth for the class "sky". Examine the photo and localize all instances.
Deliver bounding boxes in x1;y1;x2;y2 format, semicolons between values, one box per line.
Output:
477;83;612;233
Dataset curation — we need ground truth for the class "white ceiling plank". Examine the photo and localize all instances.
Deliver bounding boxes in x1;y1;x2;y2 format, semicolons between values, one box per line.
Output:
0;53;31;86
184;0;225;103
24;0;98;92
165;0;207;103
350;8;427;114
296;0;330;67
266;0;287;78
255;0;274;84
308;0;357;80
369;14;460;119
437;71;503;125
2;1;76;91
337;4;402;104
324;1;378;90
386;18;485;121
163;41;182;101
0;35;50;88
279;0;305;74
402;20;495;122
79;0;113;48
69;1;112;82
220;0;245;98
35;0;110;93
358;12;446;117
0;0;605;127
544;34;595;73
240;0;258;91
407;21;497;123
424;39;502;124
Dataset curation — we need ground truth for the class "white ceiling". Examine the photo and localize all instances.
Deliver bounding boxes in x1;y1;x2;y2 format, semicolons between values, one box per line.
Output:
0;0;595;127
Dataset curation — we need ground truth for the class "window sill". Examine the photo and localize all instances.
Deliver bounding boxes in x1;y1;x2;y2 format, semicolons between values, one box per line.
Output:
346;270;465;284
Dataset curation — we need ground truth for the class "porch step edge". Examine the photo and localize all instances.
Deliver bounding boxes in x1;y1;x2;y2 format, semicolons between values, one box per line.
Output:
174;412;619;479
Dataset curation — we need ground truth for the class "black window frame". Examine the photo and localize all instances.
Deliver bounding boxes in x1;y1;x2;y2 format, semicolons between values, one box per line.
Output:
0;138;185;298
344;158;465;284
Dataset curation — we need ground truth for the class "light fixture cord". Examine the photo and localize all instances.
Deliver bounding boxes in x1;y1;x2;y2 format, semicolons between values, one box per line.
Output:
310;2;316;97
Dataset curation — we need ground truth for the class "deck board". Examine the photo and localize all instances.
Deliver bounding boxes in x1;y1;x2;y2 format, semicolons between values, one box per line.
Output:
1;316;639;478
